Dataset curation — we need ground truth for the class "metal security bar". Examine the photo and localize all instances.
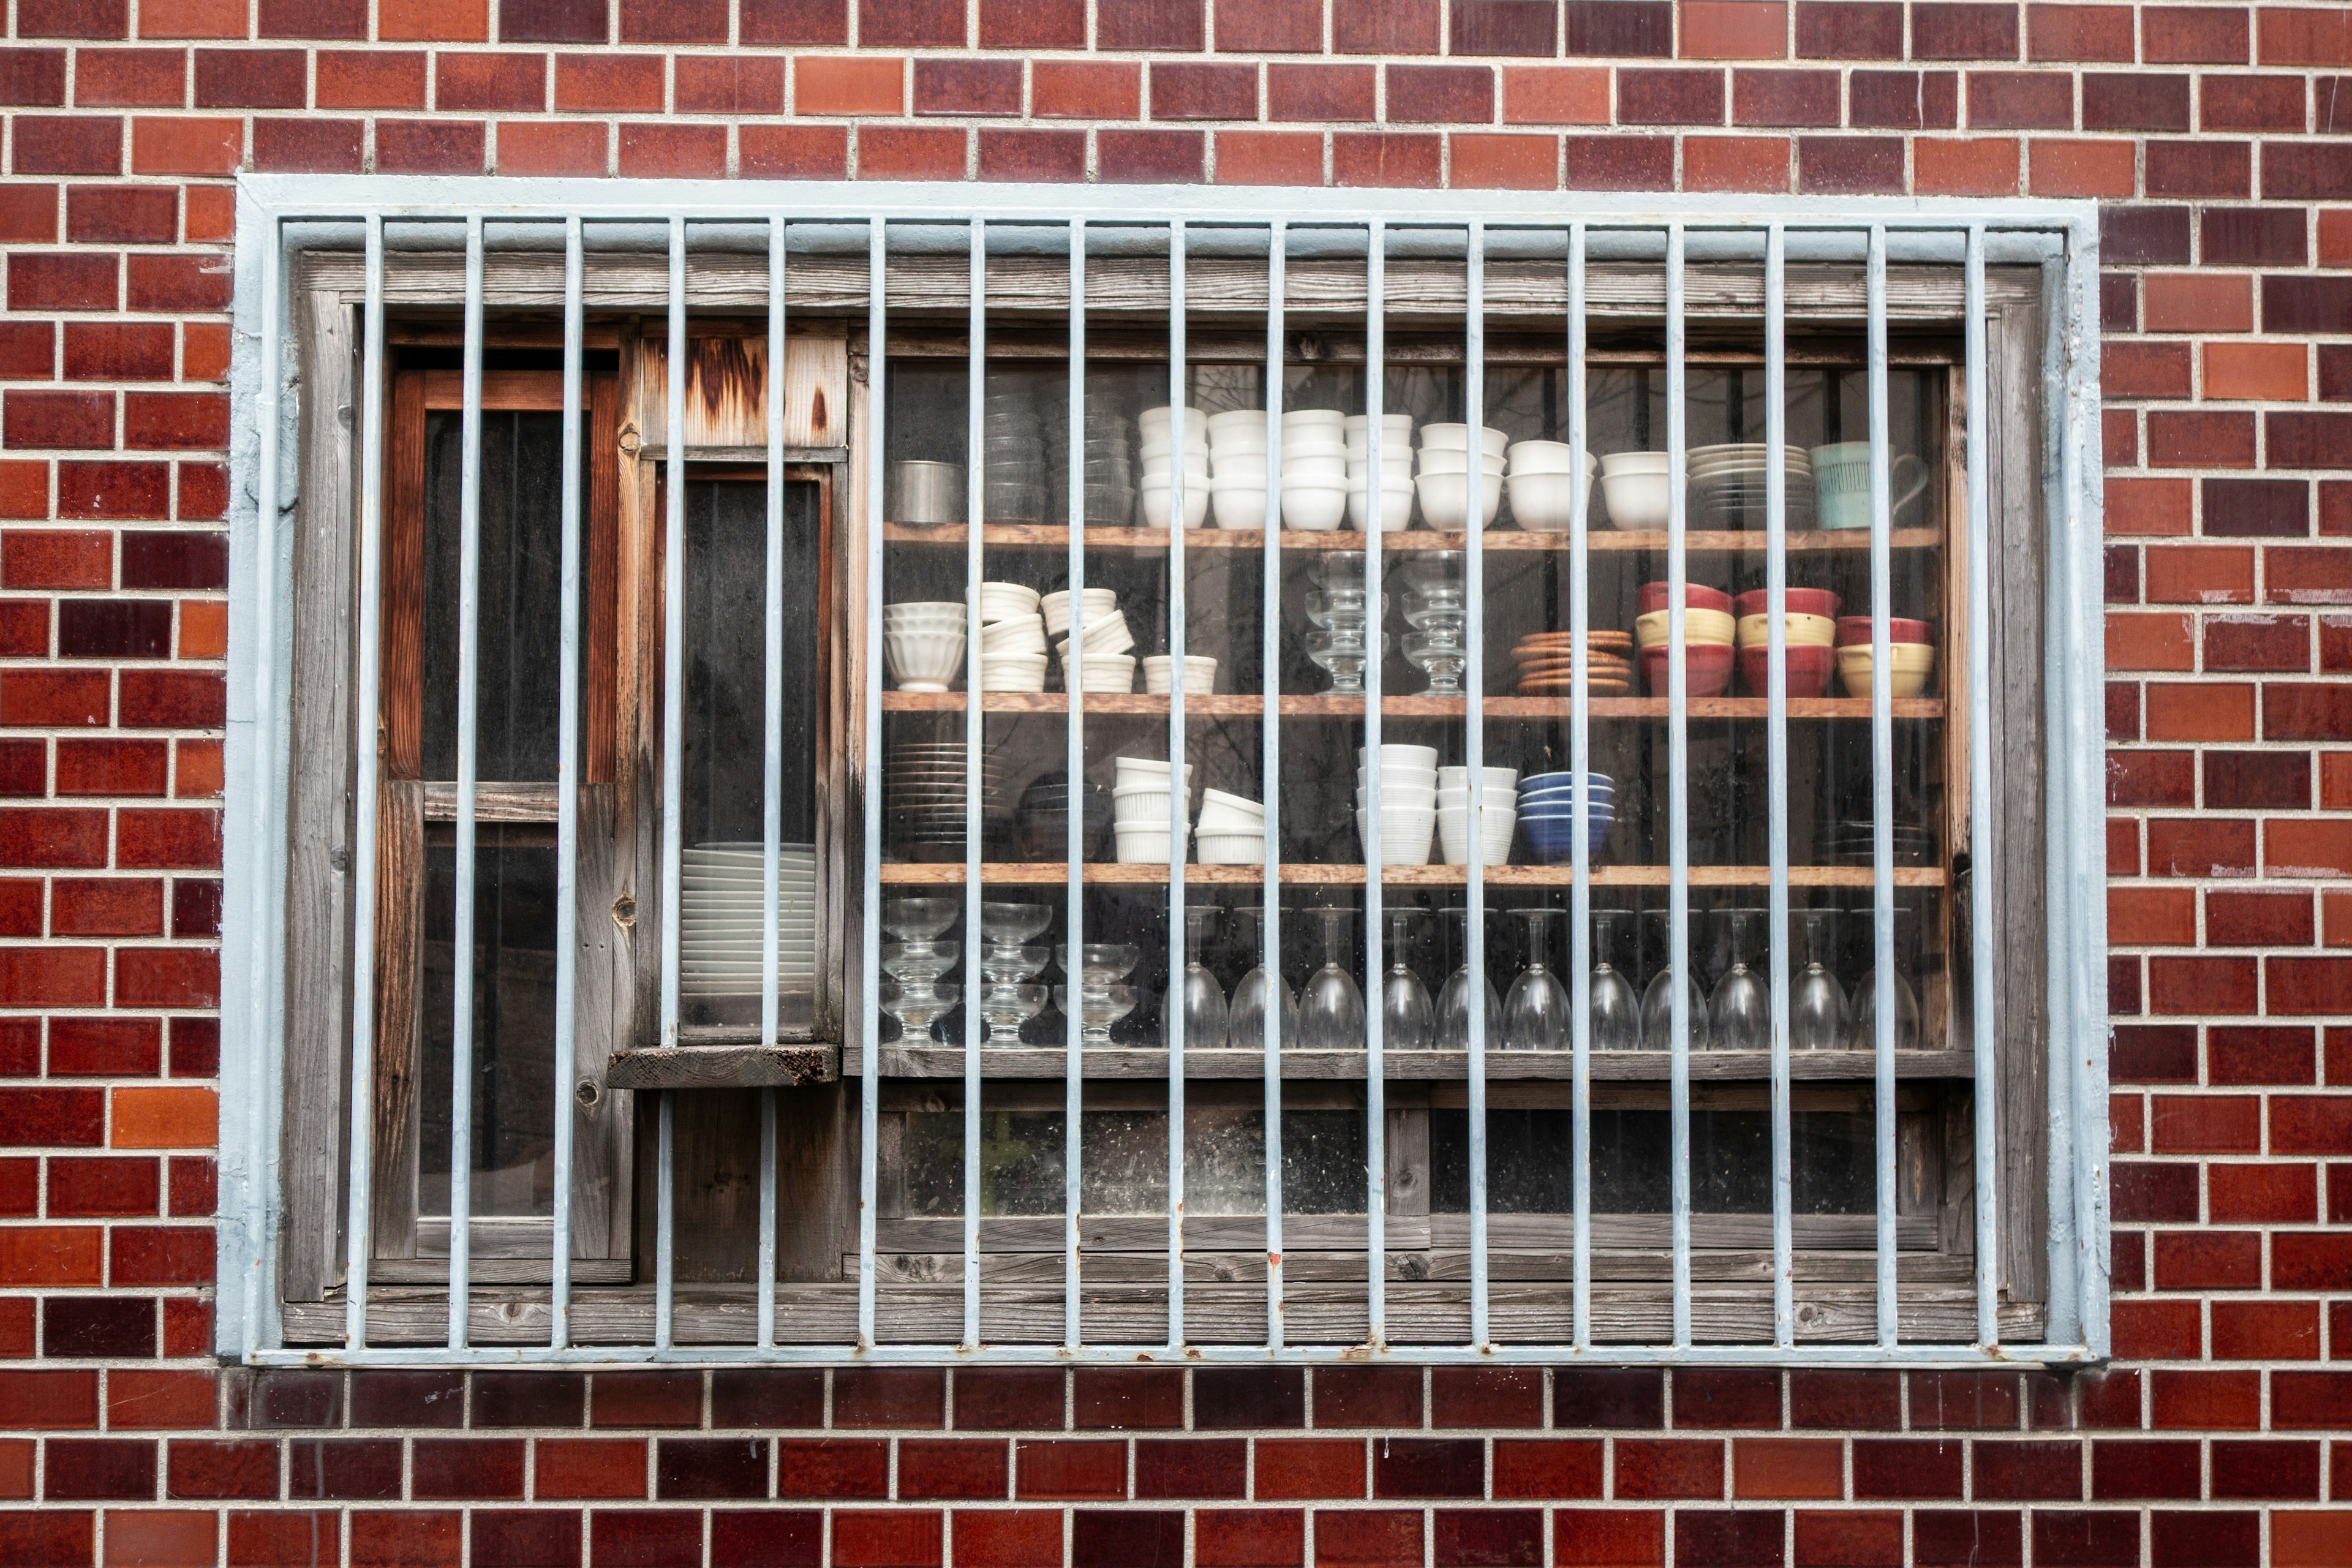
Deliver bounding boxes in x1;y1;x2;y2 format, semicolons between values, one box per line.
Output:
223;178;2108;1367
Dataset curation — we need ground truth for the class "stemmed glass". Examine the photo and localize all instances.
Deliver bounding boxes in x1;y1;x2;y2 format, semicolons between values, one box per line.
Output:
1790;908;1847;1051
880;897;960;1041
1502;907;1572;1052
1847;905;1920;1052
1589;909;1640;1052
1298;907;1366;1050
977;901;1053;1044
1163;905;1230;1050
1053;941;1141;1045
1303;552;1389;695
1399;552;1469;696
1707;908;1771;1053
1639;910;1711;1052
1227;905;1299;1050
1381;910;1436;1050
1436;906;1502;1051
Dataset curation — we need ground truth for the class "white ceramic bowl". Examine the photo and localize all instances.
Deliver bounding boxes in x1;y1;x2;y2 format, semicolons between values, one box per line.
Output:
1209;481;1269;530
1599;470;1670;529
1113;820;1185;864
1506;470;1591;532
979;654;1049;692
1414;448;1499;476
1207;408;1265;440
1194;831;1265;865
1344;412;1414;440
1140;483;1210;529
1506;440;1593;477
1063;651;1137;692
1110;783;1172;822
1141;654;1218;695
1599;450;1672;476
1200;786;1264;818
980;618;1048;653
1280;482;1348;531
1209;434;1269;462
1438;765;1519;790
1041;588;1118;635
1420;423;1508;458
1139;406;1206;437
1437;806;1518;866
885;627;967;692
978;584;1042;622
883;600;966;625
1194;804;1265;835
1415;472;1503;530
1356;809;1436;865
1360;744;1440;770
1346;481;1414;531
1283;409;1346;432
1055;614;1134;656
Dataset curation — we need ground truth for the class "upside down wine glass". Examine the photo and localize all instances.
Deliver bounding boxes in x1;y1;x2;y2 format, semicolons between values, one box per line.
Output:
1706;908;1771;1054
1298;907;1366;1050
1640;908;1711;1053
1162;905;1230;1050
1437;906;1502;1052
1589;908;1640;1052
1502;907;1572;1052
1227;904;1300;1050
1790;908;1848;1051
1381;910;1436;1051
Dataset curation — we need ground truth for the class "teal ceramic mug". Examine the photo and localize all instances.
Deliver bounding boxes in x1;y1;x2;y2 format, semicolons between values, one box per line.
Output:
1811;442;1929;530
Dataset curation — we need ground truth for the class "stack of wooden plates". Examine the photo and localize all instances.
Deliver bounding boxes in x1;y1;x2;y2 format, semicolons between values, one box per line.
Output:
1510;631;1634;696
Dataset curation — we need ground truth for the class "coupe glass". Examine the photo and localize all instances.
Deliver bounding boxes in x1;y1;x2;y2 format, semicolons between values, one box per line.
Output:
1399;552;1469;696
1052;941;1140;1046
1436;906;1502;1051
1790;908;1847;1051
879;897;960;1038
1502;907;1572;1052
976;902;1054;1044
1589;909;1639;1052
1298;907;1367;1050
1162;905;1230;1050
1706;908;1771;1053
1639;910;1711;1052
1381;910;1436;1050
1227;905;1299;1050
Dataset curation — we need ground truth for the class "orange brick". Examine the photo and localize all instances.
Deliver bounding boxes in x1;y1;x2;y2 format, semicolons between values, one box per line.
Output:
99;1509;214;1566
379;0;489;40
2203;341;2307;401
1680;0;1787;58
1450;133;1559;189
1915;137;2021;195
111;1086;216;1150
130;118;243;178
2323;752;2352;809
0;1226;102;1286
2145;273;2255;333
1730;1438;1844;1499
796;55;904;116
2029;138;2137;197
2267;820;2352;878
176;601;225;659
2272;1512;2352;1568
2106;611;2195;671
2108;476;2195;537
1030;62;1139;120
137;0;246;36
2323;210;2352;268
1682;135;1790;191
174;739;223;799
2110;886;2197;946
1502;66;1610;126
2323;890;2352;947
497;121;607;175
1213;131;1324;186
2143;681;2255;741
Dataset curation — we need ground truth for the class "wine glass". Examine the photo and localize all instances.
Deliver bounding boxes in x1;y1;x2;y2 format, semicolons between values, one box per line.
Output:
1298;907;1366;1050
1639;910;1711;1052
1589;909;1640;1052
1847;902;1921;1055
1381;910;1436;1050
1790;908;1847;1051
1707;908;1771;1053
1162;905;1230;1050
1437;905;1502;1051
1227;905;1300;1051
1502;907;1572;1052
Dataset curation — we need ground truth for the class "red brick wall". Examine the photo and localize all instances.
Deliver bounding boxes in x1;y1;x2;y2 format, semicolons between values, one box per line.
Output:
2;0;2349;1562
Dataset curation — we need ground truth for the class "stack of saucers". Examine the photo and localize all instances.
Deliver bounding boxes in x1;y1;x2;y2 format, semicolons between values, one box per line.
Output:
1687;443;1814;530
1515;773;1615;865
679;843;820;1002
1510;630;1634;696
885;741;1008;862
1354;744;1439;865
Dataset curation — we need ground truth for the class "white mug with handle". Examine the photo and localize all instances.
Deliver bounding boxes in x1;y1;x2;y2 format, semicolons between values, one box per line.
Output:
1811;442;1929;530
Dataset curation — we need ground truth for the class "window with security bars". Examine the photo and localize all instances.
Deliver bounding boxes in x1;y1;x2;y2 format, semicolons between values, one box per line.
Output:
221;179;2108;1367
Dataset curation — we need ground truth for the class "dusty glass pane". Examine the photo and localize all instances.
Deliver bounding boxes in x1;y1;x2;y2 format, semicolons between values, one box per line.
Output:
1432;1109;1875;1215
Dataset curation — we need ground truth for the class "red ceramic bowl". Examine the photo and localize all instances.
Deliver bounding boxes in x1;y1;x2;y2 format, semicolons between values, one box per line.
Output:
1640;643;1735;698
1638;580;1735;616
1735;586;1842;620
1835;616;1934;647
1739;643;1836;699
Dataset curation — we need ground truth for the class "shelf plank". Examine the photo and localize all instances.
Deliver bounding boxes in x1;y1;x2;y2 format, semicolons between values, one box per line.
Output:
608;1042;840;1090
884;524;1943;554
847;1046;1973;1082
882;692;1947;720
877;862;1948;888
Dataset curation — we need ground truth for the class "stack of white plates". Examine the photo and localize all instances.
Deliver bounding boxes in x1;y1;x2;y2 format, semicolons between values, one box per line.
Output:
1687;443;1814;529
679;843;819;998
886;741;1010;861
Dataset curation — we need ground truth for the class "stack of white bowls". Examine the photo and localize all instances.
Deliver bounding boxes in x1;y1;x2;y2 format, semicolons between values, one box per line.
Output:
976;582;1047;692
1111;756;1194;863
1138;406;1208;528
1140;654;1217;695
1436;764;1519;865
1353;744;1439;865
1415;425;1507;529
1043;588;1135;693
1598;450;1671;529
1503;440;1599;532
883;601;966;692
1344;413;1415;530
1205;409;1270;530
1280;409;1349;530
1193;787;1267;864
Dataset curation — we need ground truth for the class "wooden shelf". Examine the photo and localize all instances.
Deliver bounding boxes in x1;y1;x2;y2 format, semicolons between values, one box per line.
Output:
848;1046;1972;1082
884;692;1945;720
884;524;1942;554
878;863;1948;888
608;1042;839;1089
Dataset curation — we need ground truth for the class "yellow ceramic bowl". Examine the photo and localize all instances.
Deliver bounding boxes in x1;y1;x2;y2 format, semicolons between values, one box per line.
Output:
1734;612;1837;649
1634;606;1736;649
1836;644;1936;698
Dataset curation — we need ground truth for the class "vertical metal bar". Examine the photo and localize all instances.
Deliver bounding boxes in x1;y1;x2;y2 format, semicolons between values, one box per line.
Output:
1363;219;1387;1348
1166;219;1188;1351
1765;224;1793;1350
963;220;987;1352
344;216;385;1352
551;215;584;1351
1665;222;1692;1351
1261;221;1286;1351
1866;224;1898;1350
1964;225;1999;1349
758;213;788;1354
1566;223;1591;1352
859;220;887;1350
1463;221;1490;1351
655;216;688;1354
447;214;486;1351
1063;219;1086;1351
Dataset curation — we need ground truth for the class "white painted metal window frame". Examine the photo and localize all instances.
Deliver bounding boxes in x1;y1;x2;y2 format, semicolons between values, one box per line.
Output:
219;175;2109;1368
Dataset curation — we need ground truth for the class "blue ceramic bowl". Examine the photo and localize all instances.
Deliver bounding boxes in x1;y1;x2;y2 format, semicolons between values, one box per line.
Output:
1520;771;1615;795
1519;786;1615;810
